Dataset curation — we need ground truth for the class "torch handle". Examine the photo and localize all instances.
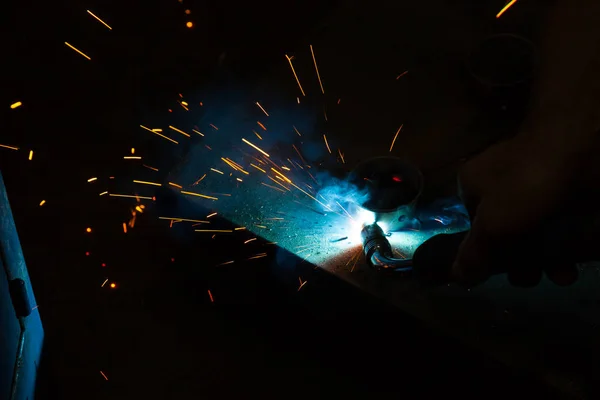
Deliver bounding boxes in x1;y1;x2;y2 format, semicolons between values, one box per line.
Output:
411;231;469;284
412;225;600;285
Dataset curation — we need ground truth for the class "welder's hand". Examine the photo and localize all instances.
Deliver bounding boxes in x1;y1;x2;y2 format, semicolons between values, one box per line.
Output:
452;137;581;287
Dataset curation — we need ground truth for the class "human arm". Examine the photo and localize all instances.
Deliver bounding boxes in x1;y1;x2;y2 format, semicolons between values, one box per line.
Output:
453;0;600;286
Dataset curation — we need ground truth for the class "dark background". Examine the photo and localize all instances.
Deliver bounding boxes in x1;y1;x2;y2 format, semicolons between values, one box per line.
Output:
3;1;565;399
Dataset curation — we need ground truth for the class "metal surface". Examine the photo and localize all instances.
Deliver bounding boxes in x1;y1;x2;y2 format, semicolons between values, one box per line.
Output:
171;1;600;397
0;171;44;400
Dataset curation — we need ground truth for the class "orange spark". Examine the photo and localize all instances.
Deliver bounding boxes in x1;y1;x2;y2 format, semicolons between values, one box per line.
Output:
0;144;19;151
110;283;117;289
346;249;361;266
86;227;92;233
271;168;291;183
257;121;267;131
350;252;361;272
256;102;269;116
206;212;217;218
143;164;159;171
292;145;307;165
123;156;141;159
323;134;332;154
396;71;408;79
496;0;517;18
192;129;204;136
209;124;218;130
87;177;98;183
64;42;91;60
309;45;325;94
221;158;240;172
39;200;46;206
244;238;257;244
285;54;306;96
186;21;193;28
208;290;214;302
289;182;332;211
180;190;219;200
192;174;206;185
140;125;178;144
253;130;263;140
159;217;209;223
10;101;22;109
101;279;108;287
195;229;233;233
210;168;224;175
389;124;403;152
168;125;191;137
250;163;266;173
293;126;301;136
109;194;154;200
242;138;270;157
225;158;248;174
86;10;112;30
100;371;109;381
168;182;183;189
338;149;345;163
133;180;162;187
122;223;127;233
99;191;108;196
267;176;290;192
248;253;268;260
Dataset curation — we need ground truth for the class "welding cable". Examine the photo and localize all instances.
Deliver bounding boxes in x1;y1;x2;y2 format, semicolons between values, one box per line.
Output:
370;251;413;272
361;223;413;272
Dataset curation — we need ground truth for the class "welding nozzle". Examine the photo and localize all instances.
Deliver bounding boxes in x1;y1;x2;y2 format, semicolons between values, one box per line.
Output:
361;223;412;272
361;223;391;259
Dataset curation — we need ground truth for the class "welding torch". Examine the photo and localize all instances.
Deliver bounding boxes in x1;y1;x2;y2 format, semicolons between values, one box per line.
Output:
360;223;413;272
361;221;506;284
356;221;509;286
362;214;600;286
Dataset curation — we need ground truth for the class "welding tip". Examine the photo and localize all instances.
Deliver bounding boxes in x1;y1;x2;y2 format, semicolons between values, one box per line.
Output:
361;223;412;272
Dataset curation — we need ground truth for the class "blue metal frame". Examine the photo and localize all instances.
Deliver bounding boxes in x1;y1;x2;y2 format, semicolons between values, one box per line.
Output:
0;171;44;400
